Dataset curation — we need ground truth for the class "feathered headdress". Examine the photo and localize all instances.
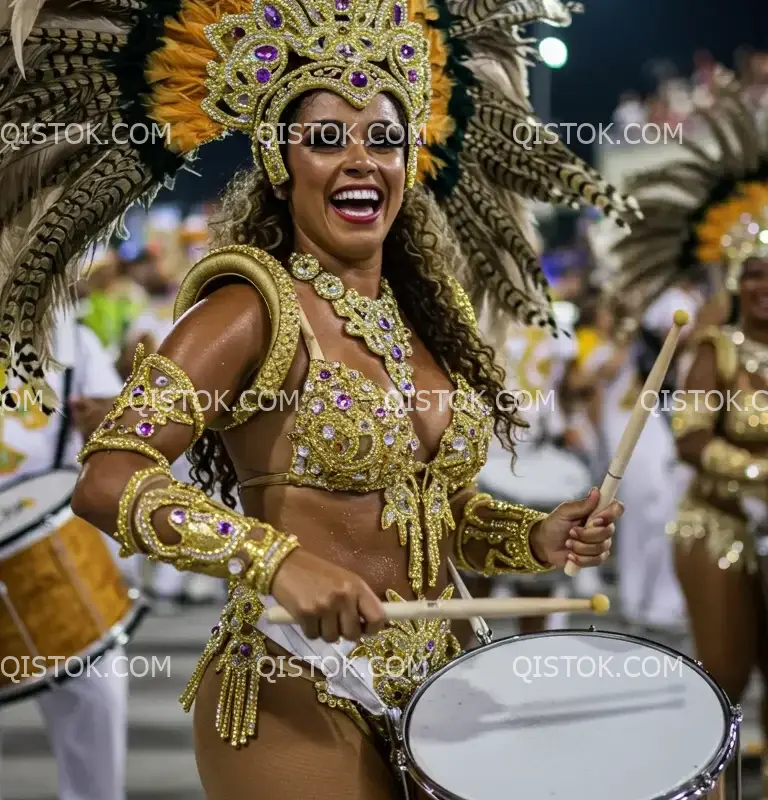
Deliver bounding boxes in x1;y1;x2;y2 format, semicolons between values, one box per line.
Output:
0;0;638;410
603;71;768;312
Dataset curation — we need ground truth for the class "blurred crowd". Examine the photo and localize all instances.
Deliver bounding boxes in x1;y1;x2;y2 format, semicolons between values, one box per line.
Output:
613;48;768;134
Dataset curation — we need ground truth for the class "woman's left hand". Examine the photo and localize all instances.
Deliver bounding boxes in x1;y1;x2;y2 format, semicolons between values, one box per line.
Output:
529;487;623;569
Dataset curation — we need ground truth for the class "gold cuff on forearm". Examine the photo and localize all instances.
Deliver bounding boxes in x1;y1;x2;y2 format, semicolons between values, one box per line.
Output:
115;465;169;557
670;394;717;439
120;469;300;586
77;344;205;466
701;438;768;482
455;493;551;575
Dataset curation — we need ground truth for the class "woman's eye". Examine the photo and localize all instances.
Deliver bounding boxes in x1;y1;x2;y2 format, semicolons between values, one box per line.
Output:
305;125;345;148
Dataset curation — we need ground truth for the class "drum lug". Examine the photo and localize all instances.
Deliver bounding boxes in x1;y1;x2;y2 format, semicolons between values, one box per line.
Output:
476;630;493;646
588;625;596;632
695;772;715;795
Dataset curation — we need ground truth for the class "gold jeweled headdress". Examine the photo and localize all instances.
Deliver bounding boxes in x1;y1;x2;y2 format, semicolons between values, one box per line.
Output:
0;0;638;409
202;0;431;188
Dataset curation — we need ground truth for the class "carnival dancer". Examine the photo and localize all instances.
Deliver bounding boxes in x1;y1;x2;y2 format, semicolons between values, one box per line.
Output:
0;2;634;796
0;312;129;800
606;72;768;792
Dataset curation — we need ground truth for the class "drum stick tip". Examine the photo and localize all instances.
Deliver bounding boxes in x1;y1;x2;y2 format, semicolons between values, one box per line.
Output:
591;593;610;614
673;309;690;326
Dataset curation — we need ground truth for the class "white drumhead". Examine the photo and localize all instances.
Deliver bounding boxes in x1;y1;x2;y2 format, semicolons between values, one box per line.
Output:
0;469;77;550
405;632;729;800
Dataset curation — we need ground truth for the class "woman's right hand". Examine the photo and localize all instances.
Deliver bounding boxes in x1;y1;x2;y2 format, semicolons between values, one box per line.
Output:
270;549;386;642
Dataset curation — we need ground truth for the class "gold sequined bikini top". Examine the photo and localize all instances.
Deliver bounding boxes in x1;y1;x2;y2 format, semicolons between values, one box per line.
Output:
696;325;768;446
174;245;494;595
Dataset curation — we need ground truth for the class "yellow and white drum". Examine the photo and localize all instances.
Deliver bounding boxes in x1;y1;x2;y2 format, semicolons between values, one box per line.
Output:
0;468;147;704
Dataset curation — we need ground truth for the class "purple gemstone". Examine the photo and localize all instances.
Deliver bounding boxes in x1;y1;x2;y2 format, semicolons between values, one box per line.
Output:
393;3;403;24
136;421;154;437
237;93;249;105
375;407;386;418
131;384;145;397
256;67;271;84
254;44;278;61
319;369;332;380
415;137;423;146
170;508;186;525
337;43;355;57
103;420;115;430
240;643;252;657
378;316;393;330
401;381;413;392
408;69;418;83
335;394;353;410
244;602;252;613
400;44;414;60
211;625;220;635
391;345;403;360
335;0;350;9
232;26;246;39
426;640;435;652
264;5;282;27
469;427;476;437
217;520;234;536
350;71;368;88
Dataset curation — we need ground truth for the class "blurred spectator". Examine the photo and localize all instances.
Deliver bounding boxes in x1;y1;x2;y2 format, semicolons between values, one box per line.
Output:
613;90;647;129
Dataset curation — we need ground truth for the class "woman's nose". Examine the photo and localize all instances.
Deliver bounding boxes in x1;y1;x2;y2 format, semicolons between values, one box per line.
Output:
342;139;377;177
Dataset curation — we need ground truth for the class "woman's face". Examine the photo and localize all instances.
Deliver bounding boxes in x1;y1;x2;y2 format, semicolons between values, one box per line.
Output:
284;91;406;264
739;257;768;324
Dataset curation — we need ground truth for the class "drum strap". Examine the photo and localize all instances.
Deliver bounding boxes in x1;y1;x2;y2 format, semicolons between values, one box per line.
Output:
53;366;75;470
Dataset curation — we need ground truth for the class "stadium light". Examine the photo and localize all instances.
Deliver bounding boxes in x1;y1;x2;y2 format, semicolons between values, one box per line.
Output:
539;37;568;69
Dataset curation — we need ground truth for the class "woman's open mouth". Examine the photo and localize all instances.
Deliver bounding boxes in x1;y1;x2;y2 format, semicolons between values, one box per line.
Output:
329;187;384;224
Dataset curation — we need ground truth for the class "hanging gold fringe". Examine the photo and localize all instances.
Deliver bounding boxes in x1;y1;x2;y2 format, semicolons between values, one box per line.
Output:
180;582;266;748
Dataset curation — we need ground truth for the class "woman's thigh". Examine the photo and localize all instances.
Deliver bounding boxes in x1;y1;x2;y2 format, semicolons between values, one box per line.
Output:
193;666;401;800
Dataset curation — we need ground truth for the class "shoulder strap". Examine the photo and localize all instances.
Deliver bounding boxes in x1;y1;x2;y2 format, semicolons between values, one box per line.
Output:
174;245;301;430
691;325;738;385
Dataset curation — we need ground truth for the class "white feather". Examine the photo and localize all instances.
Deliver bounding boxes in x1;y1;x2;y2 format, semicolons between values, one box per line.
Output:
10;0;48;78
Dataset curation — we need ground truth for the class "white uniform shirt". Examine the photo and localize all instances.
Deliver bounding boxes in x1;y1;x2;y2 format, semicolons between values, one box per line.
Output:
0;316;123;486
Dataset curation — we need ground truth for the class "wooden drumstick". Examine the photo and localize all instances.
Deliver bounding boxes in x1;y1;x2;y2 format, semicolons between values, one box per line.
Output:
264;593;610;624
563;309;690;578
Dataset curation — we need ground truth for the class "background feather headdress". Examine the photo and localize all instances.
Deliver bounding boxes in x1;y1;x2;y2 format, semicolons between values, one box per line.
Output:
0;0;638;410
599;70;768;314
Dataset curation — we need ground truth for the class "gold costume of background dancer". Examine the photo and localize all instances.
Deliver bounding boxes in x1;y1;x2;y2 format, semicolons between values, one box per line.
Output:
606;72;768;796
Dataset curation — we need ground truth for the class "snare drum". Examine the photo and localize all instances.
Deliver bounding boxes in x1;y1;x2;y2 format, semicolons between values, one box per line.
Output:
398;630;740;800
0;468;147;704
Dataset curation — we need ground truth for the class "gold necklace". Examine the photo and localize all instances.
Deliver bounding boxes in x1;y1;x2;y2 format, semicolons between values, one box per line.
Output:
288;253;416;396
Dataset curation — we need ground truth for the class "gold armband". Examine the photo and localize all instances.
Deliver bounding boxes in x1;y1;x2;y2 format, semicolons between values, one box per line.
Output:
454;493;552;575
126;478;299;585
670;393;717;439
115;465;169;557
701;438;768;483
78;344;205;466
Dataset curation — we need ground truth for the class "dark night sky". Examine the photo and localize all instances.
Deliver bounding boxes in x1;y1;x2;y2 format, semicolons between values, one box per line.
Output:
160;0;768;208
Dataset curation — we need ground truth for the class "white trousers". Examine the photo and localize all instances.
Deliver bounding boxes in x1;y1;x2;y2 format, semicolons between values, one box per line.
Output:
0;646;128;800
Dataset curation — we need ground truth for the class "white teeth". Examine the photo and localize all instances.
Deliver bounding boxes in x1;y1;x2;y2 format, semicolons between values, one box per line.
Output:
338;205;375;217
331;188;381;202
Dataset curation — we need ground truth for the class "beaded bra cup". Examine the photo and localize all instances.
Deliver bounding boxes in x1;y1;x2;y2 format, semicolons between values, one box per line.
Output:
244;309;493;596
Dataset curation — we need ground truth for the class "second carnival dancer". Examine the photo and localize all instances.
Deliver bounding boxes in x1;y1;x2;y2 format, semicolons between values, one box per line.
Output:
0;1;636;797
607;72;768;790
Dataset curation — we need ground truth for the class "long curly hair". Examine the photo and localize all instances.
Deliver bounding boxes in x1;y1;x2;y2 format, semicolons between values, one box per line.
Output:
188;168;526;507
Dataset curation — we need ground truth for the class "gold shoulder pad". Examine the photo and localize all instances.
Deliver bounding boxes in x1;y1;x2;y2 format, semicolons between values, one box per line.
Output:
447;276;477;331
174;245;300;430
691;325;738;385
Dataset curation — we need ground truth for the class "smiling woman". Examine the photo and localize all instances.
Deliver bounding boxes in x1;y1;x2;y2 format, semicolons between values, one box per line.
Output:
1;1;633;798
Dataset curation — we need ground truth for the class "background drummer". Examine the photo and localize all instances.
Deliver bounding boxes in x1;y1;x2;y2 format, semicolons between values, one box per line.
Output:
0;310;129;800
